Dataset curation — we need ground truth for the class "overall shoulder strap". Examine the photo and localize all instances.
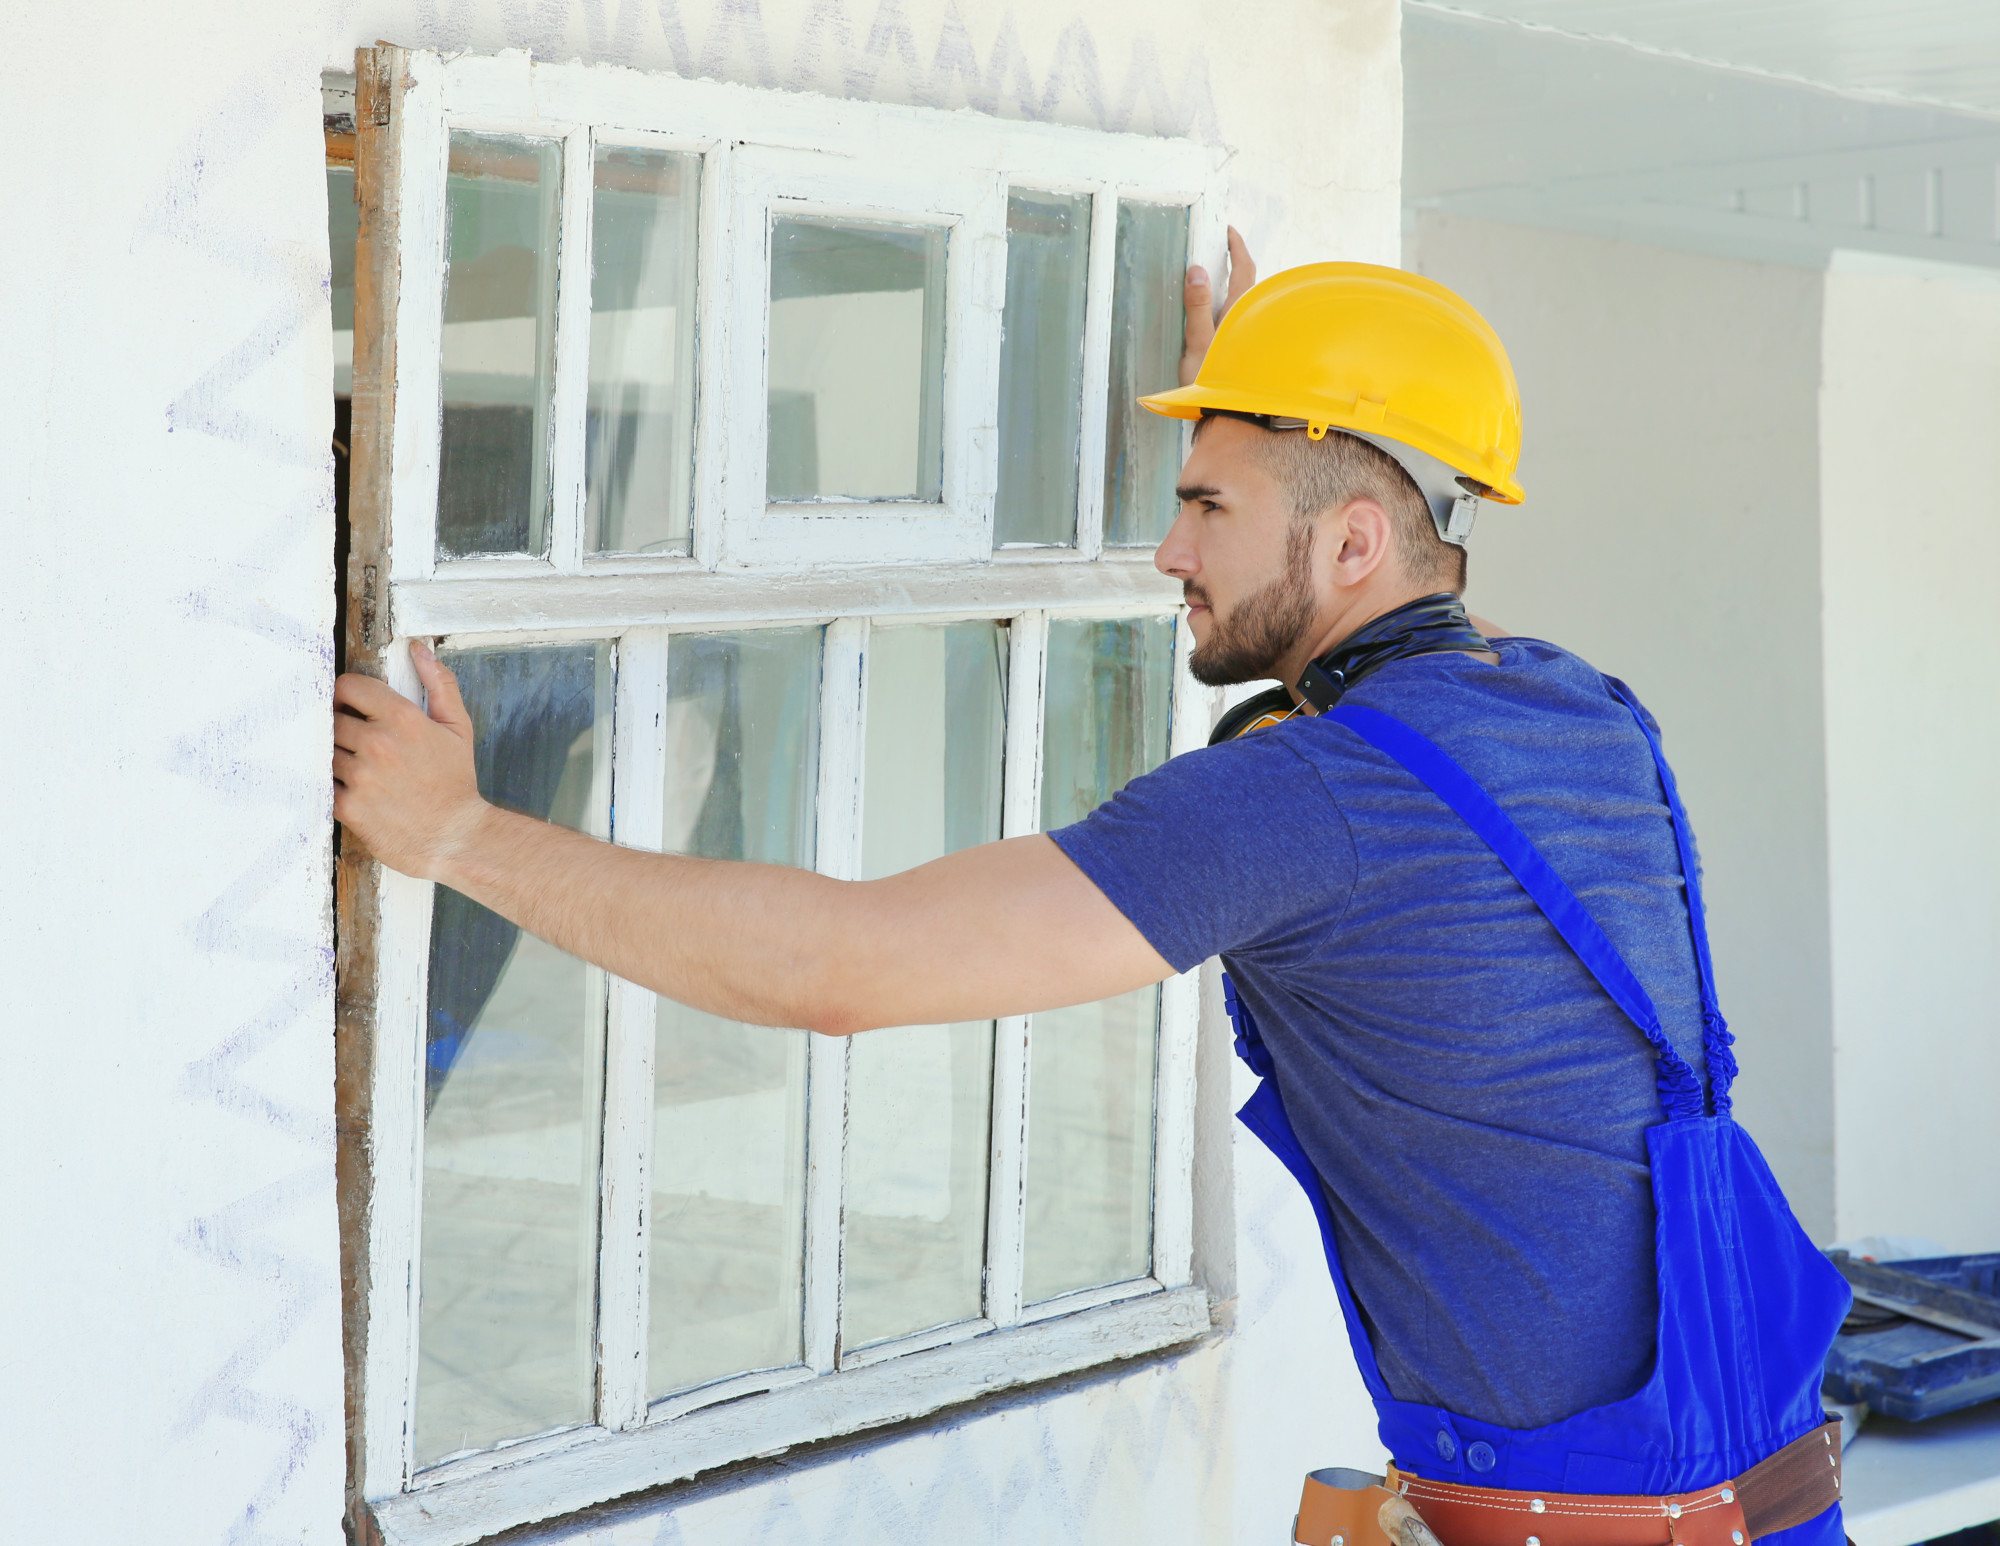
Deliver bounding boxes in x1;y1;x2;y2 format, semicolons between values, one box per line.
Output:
1330;703;1707;1123
1597;675;1738;1114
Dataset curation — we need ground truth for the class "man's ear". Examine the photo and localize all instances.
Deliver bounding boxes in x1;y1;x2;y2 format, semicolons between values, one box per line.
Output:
1329;496;1395;585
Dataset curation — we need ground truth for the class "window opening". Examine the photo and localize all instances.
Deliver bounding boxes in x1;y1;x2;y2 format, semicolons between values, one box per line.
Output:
766;217;947;503
417;643;614;1465
439;132;563;558
842;620;1007;1350
649;627;822;1398
1024;615;1176;1303
587;146;701;556
1103;202;1191;547
995;189;1091;548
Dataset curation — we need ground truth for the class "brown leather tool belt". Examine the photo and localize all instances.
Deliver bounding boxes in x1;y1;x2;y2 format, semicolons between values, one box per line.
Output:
1296;1419;1843;1546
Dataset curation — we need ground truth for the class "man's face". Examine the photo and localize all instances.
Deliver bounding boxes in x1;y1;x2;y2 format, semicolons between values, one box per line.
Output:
1154;416;1318;687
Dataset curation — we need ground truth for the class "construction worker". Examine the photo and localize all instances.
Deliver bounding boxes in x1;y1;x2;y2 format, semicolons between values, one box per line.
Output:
333;245;1850;1546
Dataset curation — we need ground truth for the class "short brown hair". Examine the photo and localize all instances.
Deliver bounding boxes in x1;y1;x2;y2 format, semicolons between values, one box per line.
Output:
1229;423;1466;592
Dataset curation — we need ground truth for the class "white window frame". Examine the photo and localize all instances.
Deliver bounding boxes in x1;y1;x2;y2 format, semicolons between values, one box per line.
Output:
340;45;1228;1546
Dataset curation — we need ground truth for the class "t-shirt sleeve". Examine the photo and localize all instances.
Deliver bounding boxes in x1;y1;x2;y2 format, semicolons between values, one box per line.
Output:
1047;732;1356;973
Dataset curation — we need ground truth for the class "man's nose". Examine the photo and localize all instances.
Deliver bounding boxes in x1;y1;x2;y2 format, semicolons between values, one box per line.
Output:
1154;506;1198;579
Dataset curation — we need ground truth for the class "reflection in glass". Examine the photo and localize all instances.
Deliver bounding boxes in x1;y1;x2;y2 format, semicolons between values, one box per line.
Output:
650;628;821;1397
587;147;700;556
1103;202;1190;548
417;643;612;1466
766;217;947;503
439;131;561;558
844;622;1006;1348
995;189;1091;548
1024;617;1175;1303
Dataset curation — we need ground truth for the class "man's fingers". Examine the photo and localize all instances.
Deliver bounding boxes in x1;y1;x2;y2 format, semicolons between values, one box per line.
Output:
1181;263;1217;386
1221;226;1258;314
410;640;474;736
334;670;407;720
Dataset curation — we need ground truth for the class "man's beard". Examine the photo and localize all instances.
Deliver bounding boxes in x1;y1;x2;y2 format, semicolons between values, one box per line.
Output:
1187;521;1318;687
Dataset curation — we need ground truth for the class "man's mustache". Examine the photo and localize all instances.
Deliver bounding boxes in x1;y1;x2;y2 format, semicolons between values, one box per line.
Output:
1183;583;1212;609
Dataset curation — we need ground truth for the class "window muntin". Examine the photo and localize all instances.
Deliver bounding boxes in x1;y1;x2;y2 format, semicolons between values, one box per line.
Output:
766;217;948;503
1023;616;1176;1304
995;190;1092;548
648;627;821;1397
586;147;700;557
418;642;614;1464
340;51;1222;1537
1103;202;1192;548
438;133;562;559
842;621;1008;1350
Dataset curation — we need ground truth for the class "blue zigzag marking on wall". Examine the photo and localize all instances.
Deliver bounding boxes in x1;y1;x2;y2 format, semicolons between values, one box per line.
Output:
138;43;342;1546
406;0;1222;142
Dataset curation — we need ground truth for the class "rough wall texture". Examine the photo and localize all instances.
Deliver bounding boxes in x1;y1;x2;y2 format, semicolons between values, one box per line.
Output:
1820;255;2000;1254
1406;213;1837;1239
2;2;346;1542
0;1;1399;1541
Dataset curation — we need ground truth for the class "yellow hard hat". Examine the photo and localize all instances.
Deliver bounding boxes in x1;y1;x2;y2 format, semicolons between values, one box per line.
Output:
1140;262;1525;520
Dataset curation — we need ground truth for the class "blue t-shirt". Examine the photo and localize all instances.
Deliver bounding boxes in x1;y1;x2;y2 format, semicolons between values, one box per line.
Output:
1050;637;1708;1430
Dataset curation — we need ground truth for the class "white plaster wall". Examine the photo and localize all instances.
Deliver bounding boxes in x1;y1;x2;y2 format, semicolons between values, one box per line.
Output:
0;3;346;1541
1405;214;1838;1238
1;0;1401;1541
1819;253;2000;1252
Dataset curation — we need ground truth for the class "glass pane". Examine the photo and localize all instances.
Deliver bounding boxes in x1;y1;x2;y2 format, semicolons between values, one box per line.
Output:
1024;616;1176;1303
995;189;1090;548
843;622;1006;1348
328;165;357;397
439;131;561;558
1103;202;1189;548
650;628;822;1398
587;146;700;556
417;643;613;1466
767;217;946;503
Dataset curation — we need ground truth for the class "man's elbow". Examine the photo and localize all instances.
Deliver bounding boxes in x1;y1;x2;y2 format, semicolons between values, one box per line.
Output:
777;957;880;1038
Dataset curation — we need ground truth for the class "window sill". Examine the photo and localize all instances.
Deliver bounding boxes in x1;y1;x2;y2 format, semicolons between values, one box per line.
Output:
368;1284;1212;1546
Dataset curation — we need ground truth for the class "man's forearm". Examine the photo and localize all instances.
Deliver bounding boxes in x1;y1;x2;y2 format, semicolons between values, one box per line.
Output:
334;648;1174;1032
436;804;854;1032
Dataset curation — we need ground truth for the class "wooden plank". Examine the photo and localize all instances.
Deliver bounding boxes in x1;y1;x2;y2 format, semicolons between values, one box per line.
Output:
337;44;408;1544
373;1286;1212;1546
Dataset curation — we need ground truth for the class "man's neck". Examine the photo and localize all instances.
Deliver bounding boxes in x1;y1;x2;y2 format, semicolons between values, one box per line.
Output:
1277;585;1438;708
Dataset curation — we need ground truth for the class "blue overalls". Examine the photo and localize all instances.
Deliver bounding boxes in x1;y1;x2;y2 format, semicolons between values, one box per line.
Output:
1222;677;1851;1545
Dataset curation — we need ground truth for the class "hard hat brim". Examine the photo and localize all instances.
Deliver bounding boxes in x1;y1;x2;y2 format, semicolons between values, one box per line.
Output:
1138;382;1525;506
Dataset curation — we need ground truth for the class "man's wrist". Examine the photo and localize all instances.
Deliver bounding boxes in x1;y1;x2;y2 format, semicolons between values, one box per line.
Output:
427;797;504;893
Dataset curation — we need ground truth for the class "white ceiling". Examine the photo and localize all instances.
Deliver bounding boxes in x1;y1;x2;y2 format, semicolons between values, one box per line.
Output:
1414;0;2000;116
1406;2;2000;270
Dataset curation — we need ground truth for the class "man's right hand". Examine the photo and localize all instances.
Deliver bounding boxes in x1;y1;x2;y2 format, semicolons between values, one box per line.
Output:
333;642;491;882
1181;226;1257;386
